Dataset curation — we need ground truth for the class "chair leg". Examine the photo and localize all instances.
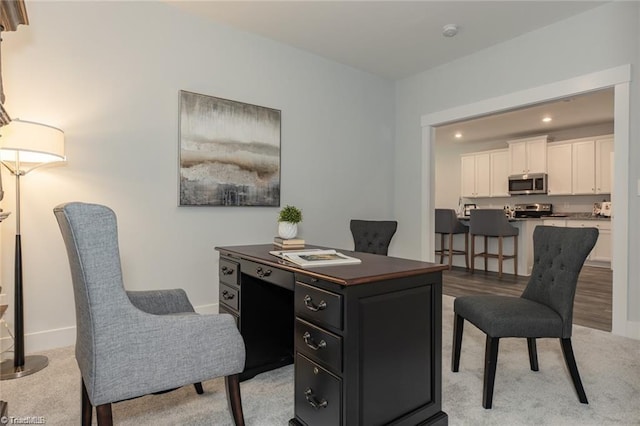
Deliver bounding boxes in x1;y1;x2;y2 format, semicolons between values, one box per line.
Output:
439;233;445;264
513;235;518;276
225;374;245;426
483;336;500;409
560;338;588;404
527;338;539;371
464;232;469;269
194;382;204;394
96;403;113;426
448;233;454;270
498;236;504;278
483;236;488;272
81;379;92;426
470;234;475;273
452;314;464;372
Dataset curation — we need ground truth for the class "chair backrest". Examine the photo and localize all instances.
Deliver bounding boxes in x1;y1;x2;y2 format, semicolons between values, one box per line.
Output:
350;219;398;255
53;202;133;379
469;209;518;237
521;226;598;338
435;208;468;234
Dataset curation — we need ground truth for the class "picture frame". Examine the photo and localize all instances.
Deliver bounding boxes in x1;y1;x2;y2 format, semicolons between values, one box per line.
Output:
178;90;281;206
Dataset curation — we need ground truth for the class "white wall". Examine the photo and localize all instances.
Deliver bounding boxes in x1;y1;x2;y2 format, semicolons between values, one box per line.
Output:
0;2;395;351
395;2;640;324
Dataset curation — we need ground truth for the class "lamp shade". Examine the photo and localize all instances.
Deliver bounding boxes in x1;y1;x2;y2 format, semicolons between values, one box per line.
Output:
0;119;65;165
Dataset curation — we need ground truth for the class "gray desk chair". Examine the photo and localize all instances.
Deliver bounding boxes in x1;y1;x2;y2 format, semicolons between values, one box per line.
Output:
350;219;398;255
54;202;246;426
435;208;469;270
469;209;519;278
452;226;598;409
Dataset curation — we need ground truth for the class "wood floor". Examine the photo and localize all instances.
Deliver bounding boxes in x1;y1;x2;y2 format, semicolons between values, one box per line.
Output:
442;265;612;332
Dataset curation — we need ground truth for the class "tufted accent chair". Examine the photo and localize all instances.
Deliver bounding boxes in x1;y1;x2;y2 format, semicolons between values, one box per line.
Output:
451;226;598;409
350;219;398;255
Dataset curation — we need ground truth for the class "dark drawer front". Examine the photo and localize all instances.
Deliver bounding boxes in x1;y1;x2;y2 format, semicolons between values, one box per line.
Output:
241;259;295;291
219;283;239;312
219;258;239;286
295;282;342;330
295;354;341;426
295;318;342;373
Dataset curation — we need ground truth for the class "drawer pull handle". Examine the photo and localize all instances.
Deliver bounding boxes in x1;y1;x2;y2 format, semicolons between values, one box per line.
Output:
304;388;328;410
256;267;272;278
221;266;234;275
303;295;326;312
222;290;235;300
302;332;326;350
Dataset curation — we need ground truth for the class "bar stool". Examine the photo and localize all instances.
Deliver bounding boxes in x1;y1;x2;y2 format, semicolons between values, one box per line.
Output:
469;209;519;278
435;209;469;270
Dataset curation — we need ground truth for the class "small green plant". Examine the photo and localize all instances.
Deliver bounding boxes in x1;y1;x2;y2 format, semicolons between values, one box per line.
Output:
278;205;302;223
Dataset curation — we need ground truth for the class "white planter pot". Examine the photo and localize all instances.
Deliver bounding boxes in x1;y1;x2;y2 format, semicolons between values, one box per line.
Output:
278;222;298;239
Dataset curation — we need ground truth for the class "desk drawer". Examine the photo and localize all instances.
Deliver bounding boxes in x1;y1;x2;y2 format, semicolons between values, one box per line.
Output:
295;318;342;373
295;282;342;330
241;259;294;291
219;258;239;286
219;283;239;312
295;354;342;426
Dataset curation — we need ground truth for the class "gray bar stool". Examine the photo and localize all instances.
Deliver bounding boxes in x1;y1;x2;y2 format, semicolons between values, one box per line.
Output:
469;209;519;278
435;209;469;270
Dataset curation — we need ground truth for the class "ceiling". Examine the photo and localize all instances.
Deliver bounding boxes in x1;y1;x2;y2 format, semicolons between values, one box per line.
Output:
167;1;606;81
166;1;612;144
435;88;614;145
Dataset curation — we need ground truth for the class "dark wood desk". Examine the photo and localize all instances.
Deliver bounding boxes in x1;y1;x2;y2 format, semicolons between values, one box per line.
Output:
216;244;448;426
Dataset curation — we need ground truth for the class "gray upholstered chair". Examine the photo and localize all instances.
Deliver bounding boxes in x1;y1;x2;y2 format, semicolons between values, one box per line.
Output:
350;219;398;255
435;208;469;270
452;226;598;409
469;209;519;277
53;202;246;426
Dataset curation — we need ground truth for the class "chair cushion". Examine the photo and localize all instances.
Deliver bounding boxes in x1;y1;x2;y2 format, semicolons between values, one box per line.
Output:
454;295;563;338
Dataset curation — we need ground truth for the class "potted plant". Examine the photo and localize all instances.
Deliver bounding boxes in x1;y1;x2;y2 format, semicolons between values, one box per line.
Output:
278;205;302;239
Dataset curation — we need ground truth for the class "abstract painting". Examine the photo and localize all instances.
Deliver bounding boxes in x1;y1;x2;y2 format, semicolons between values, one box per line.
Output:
179;91;281;206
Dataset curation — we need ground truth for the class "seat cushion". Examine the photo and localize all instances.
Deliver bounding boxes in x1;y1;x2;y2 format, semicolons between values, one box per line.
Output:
454;295;563;338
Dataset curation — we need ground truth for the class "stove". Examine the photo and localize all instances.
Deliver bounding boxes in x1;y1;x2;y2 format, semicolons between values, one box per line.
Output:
513;203;553;218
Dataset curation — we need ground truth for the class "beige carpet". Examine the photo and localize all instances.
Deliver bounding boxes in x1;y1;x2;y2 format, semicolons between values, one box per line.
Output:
2;295;639;425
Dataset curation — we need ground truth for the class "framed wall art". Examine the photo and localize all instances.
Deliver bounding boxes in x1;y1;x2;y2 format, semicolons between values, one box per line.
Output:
179;90;281;206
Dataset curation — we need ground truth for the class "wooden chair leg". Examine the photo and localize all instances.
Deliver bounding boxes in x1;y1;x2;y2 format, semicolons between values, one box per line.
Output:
470;234;475;273
448;233;454;270
483;236;488;272
96;403;113;426
560;338;588;404
483;336;500;409
225;374;245;426
498;236;503;278
439;233;445;264
513;235;518;276
81;379;92;426
527;338;539;371
194;382;204;394
452;314;464;372
464;232;469;269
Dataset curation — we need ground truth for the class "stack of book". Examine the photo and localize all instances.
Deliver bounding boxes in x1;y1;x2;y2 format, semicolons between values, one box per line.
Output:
273;236;305;249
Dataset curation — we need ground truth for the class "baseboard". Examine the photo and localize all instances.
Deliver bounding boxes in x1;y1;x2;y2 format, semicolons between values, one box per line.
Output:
0;303;221;353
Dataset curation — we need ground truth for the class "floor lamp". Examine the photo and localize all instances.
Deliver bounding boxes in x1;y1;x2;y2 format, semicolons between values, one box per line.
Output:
0;119;65;380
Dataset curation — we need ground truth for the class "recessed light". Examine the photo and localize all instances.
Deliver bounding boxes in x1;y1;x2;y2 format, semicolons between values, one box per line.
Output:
454;132;463;139
542;117;552;123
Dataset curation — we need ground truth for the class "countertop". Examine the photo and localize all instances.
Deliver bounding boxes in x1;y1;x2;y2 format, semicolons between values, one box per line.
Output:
459;213;611;222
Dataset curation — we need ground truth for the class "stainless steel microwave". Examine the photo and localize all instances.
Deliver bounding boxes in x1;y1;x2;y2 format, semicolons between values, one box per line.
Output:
508;173;547;195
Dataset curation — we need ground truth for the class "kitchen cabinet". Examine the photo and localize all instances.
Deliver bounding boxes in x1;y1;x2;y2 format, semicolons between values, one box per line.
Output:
508;135;548;175
572;140;596;194
595;137;614;194
490;149;510;197
547;142;573;195
542;219;611;265
461;152;490;198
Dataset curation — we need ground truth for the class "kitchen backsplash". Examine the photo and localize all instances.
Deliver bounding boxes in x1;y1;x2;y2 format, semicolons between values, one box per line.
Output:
463;193;611;215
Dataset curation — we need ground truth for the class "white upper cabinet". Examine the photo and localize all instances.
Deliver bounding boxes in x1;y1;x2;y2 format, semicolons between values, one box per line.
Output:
595;137;614;194
508;135;548;175
461;152;491;198
547;142;572;195
490;149;510;197
546;134;613;196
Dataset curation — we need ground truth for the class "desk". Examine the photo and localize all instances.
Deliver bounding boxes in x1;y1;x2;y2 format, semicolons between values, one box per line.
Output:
216;244;448;426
